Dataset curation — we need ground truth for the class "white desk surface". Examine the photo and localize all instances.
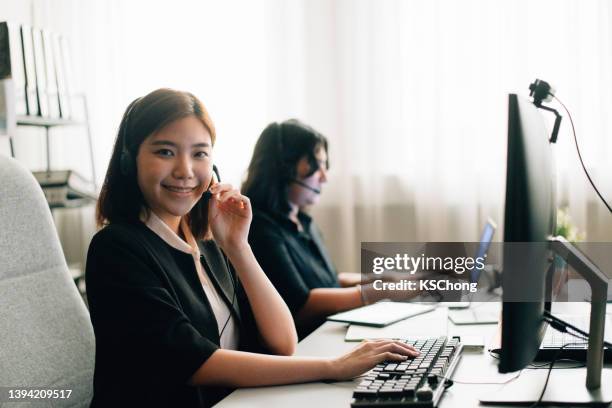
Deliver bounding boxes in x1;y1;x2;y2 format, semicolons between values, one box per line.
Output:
216;302;611;407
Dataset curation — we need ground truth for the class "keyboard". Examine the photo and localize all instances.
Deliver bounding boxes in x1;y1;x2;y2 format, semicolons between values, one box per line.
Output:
537;314;612;363
351;336;463;408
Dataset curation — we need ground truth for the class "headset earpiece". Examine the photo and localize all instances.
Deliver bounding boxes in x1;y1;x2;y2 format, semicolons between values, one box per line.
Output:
275;121;294;184
119;148;134;177
119;97;142;177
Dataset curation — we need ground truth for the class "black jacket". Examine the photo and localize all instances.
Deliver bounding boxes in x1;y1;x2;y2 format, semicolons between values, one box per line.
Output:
86;221;261;407
248;209;339;338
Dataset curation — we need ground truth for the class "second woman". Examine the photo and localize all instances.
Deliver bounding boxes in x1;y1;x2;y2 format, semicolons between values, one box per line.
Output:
242;119;367;338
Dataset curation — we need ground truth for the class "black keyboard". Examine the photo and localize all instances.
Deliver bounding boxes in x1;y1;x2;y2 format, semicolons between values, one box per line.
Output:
351;336;462;408
537;315;612;363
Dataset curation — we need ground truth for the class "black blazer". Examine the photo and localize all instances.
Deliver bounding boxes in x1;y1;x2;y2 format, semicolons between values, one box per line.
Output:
85;221;261;407
248;209;339;338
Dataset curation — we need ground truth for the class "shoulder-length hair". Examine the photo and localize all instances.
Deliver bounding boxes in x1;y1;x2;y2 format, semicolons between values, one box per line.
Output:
241;119;329;215
96;88;216;239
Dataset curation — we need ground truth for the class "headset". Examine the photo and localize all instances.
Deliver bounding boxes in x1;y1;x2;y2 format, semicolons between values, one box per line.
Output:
275;121;321;195
119;97;143;177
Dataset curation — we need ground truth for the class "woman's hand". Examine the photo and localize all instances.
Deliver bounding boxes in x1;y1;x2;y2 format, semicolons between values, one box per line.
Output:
329;339;419;381
338;272;362;287
208;183;252;252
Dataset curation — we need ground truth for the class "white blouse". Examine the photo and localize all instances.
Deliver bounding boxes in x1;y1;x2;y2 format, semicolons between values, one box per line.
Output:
143;211;239;350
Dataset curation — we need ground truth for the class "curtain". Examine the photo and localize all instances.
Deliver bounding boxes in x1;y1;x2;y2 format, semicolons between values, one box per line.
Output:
264;0;612;272
25;0;612;273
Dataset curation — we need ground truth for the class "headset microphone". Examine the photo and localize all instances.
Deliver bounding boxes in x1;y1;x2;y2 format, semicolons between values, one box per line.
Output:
292;179;321;194
276;122;322;195
202;164;220;201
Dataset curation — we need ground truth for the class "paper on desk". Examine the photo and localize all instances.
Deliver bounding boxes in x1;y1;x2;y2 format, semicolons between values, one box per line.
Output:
345;307;448;341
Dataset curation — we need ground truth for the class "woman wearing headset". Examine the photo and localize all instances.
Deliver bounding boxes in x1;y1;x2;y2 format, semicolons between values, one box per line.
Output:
242;120;372;339
86;90;418;407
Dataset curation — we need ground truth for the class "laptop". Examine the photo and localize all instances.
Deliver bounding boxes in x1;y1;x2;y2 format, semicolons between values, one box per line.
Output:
447;219;501;325
447;218;496;310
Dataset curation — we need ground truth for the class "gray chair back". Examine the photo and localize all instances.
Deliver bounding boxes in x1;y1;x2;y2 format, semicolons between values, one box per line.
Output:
0;156;94;407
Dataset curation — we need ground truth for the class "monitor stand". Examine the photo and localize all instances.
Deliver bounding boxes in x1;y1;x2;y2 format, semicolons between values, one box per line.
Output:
480;236;610;406
480;368;612;406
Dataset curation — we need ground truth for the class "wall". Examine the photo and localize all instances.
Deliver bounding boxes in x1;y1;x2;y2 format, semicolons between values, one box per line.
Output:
1;0;96;273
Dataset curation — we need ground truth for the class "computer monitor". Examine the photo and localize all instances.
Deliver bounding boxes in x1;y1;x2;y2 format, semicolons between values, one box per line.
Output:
483;93;611;406
498;93;557;374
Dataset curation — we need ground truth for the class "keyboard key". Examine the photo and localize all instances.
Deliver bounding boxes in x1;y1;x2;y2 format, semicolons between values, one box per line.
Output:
354;388;379;397
403;385;417;397
384;364;398;371
379;388;404;396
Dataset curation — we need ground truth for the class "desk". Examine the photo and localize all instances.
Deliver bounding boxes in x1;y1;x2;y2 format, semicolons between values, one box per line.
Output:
217;303;611;407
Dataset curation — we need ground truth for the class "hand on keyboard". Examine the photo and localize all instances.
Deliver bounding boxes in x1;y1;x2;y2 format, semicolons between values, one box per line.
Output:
351;336;463;407
330;339;421;381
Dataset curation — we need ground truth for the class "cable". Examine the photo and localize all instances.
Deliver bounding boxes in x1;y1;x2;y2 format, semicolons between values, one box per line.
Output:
426;348;523;386
543;311;612;349
528;359;585;369
489;327;590;407
436;370;523;385
528;335;589;408
218;255;236;339
551;94;612;213
529;312;612;406
528;363;585;369
205;165;237;342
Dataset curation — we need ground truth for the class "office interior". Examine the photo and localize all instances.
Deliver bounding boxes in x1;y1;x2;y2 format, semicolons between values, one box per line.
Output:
1;0;612;407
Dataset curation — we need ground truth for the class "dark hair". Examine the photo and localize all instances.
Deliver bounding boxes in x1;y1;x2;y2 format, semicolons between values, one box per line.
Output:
96;88;216;239
241;119;329;215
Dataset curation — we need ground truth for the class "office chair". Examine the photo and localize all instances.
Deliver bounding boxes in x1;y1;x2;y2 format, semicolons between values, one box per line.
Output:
0;156;94;406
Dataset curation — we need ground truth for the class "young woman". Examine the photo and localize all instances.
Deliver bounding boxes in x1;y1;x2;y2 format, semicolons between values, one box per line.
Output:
86;90;418;407
242;120;373;339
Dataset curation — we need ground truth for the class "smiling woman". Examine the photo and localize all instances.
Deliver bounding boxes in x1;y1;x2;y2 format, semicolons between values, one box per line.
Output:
136;116;213;233
96;89;217;239
86;89;419;407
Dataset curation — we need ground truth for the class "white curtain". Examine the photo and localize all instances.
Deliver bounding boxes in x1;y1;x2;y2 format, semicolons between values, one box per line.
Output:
23;0;612;273
264;0;612;272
